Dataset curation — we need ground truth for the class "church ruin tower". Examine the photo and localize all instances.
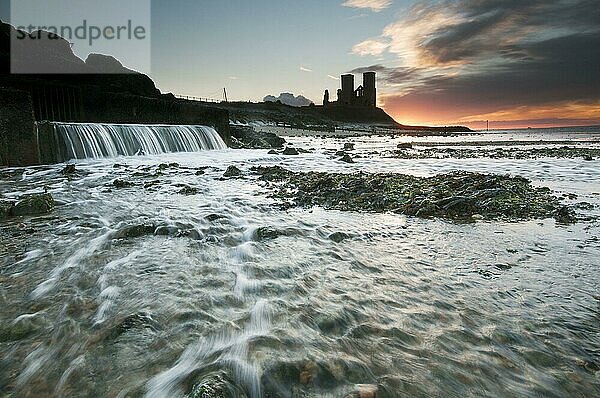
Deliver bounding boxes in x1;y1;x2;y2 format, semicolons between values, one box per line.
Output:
340;74;355;105
324;72;377;107
363;72;376;107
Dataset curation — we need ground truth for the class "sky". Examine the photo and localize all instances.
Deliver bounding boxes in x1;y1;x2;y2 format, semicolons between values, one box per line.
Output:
2;0;599;129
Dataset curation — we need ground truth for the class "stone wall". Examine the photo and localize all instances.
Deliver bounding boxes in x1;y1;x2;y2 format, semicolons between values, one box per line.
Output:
0;88;38;166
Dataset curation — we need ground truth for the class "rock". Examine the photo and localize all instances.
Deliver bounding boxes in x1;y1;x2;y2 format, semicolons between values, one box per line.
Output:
12;193;55;217
583;155;594;161
0;200;14;220
0;314;43;343
229;126;286;149
100;312;159;342
340;154;355;163
435;196;478;218
158;162;180;170
144;180;161;189
299;362;317;385
178;185;199;195
414;199;438;218
397;142;413;149
112;224;156;239
268;149;279;155
344;143;355;151
554;205;576;224
282;147;299;156
155;225;180;236
113;179;133;188
186;372;242;398
254;226;281;241
60;164;77;175
329;232;350;243
344;385;378;398
205;213;226;222
358;384;378;398
223;165;242;178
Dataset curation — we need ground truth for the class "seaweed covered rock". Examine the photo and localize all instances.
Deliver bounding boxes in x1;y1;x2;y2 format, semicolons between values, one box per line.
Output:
229;125;286;149
0;200;14;220
251;166;577;223
12;193;55;217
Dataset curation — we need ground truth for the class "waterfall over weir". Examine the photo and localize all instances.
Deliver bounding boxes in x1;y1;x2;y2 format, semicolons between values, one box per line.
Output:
44;122;227;161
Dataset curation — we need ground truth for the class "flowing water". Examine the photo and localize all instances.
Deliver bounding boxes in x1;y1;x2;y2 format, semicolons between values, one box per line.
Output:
48;123;226;161
1;126;599;397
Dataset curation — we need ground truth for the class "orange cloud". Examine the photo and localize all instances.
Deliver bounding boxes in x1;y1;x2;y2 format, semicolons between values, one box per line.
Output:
457;101;600;124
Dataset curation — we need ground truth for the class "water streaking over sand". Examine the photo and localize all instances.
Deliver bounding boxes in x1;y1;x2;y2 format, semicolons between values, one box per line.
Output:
1;129;599;397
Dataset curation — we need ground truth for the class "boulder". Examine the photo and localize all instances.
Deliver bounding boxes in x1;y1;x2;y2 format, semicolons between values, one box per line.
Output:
223;165;242;178
397;142;413;149
329;232;350;243
178;185;200;195
12;193;55;216
113;179;134;188
340;154;355;163
253;226;281;241
282;147;300;156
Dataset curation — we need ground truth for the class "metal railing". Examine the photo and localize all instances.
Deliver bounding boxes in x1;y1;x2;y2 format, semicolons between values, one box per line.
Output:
174;94;222;103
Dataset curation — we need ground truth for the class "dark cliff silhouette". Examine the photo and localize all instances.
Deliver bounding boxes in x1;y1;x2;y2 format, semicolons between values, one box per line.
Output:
0;20;161;98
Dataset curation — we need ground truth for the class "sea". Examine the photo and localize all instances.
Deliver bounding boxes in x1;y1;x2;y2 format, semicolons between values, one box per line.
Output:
1;124;599;397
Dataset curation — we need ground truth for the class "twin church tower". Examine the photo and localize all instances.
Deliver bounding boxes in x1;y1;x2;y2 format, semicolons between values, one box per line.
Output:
323;72;376;108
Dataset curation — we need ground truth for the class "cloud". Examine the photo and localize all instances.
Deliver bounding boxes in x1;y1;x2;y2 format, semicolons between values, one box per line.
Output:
300;66;313;72
350;0;600;125
342;0;392;12
264;93;313;107
327;75;340;80
351;39;388;56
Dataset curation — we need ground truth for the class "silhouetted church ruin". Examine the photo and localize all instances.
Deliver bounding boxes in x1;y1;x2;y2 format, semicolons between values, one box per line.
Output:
323;72;376;107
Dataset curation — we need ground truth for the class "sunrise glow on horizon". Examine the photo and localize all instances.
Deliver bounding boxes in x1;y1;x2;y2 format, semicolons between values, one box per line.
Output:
3;0;596;128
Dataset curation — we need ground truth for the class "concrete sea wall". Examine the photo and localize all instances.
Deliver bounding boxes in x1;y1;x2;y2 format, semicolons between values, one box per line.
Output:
0;88;230;166
0;89;38;166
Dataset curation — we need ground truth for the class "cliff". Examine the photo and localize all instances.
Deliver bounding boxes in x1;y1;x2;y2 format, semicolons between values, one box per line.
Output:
0;20;161;98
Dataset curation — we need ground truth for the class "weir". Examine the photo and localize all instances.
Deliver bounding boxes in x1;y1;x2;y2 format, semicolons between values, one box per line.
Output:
0;87;232;167
37;122;227;163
